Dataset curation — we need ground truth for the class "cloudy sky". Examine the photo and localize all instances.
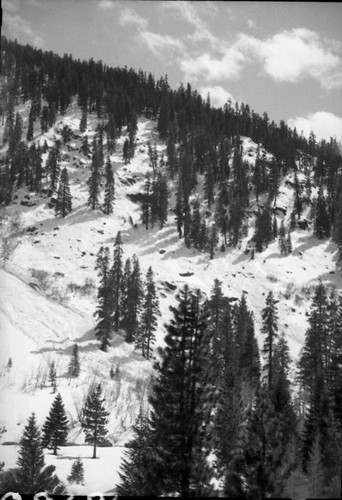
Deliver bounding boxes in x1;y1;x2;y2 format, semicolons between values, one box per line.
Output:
3;0;342;142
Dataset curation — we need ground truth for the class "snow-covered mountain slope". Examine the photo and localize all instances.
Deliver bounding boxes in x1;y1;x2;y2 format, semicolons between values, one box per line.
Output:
1;99;341;493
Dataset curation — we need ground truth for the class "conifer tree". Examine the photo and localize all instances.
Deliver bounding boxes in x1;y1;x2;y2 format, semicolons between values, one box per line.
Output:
121;254;143;343
293;170;303;219
68;343;80;377
314;186;330;239
49;361;57;393
82;384;109;459
122;138;130;165
116;408;158;496
215;182;229;245
55;167;72;217
80;134;90;156
261;291;279;391
278;220;287;254
148;286;212;496
142;172;152;229
87;147;102;210
67;457;85;485
27;106;34;141
110;231;124;332
79;110;87;133
190;199;201;249
135;266;159;360
46;144;61;196
94;246;112;351
208;223;218;259
16;413;65;493
103;156;115;215
42;393;69;455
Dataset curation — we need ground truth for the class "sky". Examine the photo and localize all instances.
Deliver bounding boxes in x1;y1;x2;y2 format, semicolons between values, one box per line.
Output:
2;0;342;143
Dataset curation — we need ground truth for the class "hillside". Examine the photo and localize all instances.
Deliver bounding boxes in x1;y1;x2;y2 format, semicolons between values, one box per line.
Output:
0;94;341;494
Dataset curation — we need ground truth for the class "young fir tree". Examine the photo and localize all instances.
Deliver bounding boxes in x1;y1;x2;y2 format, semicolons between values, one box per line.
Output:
261;291;279;391
278;220;287;255
87;147;102;210
208;223;218;260
116;408;158;496
16;413;65;494
121;255;143;343
141;172;152;229
46;144;61;196
26;106;34;141
55;167;72;217
68;343;80;377
122;138;130;165
49;361;57;393
67;457;85;485
81;384;109;459
42;393;69;455
110;231;124;332
103;155;115;215
79;110;87;133
135;266;160;360
94;246;112;351
314;186;330;239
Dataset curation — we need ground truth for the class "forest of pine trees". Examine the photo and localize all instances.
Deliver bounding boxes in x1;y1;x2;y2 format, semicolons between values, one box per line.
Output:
116;280;342;498
1;35;342;497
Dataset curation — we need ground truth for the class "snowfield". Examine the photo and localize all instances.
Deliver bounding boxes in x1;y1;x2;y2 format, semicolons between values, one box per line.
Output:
1;99;341;493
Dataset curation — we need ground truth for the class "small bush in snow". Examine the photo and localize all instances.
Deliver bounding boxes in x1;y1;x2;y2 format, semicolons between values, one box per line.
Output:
282;282;296;300
67;457;84;484
29;268;51;290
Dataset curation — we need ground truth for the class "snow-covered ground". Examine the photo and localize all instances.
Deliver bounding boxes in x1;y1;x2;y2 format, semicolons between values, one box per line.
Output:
1;99;341;493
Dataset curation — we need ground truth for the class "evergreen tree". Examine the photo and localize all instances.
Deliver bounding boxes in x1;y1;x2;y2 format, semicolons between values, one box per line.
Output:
27;106;34;141
122;138;130;165
49;361;57;393
116;408;158;496
46;144;61;196
81;384;109;459
215;182;229;245
68;343;80;377
103;155;115;215
16;413;65;494
208;223;218;259
190;199;201;249
261;291;279;391
148;286;212;496
55;167;72;217
278;220;287;255
80;134;90;156
293;170;303;219
67;457;85;485
87;147;102;210
94;246;112;351
42;393;69;455
314;186;330;239
110;231;124;332
121;254;143;343
135;266;159;360
79;110;87;133
141;172;152;229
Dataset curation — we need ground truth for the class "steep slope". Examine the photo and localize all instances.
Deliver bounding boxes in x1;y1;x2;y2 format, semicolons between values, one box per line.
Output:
1;99;341;493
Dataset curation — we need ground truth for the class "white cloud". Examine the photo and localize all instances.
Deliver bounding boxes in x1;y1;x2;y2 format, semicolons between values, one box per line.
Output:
245;29;342;89
4;11;44;47
198;85;235;108
161;1;217;46
99;0;115;10
119;7;148;29
287;112;342;142
180;44;247;82
139;31;184;57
